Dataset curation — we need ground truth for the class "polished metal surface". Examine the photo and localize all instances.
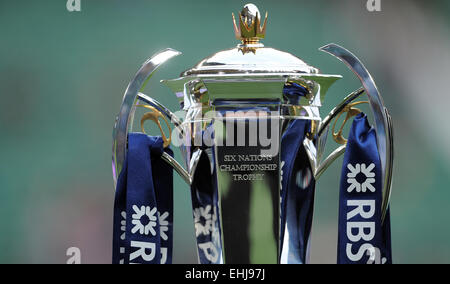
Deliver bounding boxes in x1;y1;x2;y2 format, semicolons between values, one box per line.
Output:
232;3;267;46
189;148;203;179
315;145;347;180
320;43;393;223
112;48;182;187
181;47;319;76
212;111;281;264
137;92;191;184
318;88;365;137
137;92;184;134
304;88;365;180
238;3;261;31
162;152;191;185
382;109;394;223
163;74;341;111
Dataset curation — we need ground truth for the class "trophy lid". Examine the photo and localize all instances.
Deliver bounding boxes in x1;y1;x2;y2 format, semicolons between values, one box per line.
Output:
181;4;319;76
162;4;342;108
181;47;319;76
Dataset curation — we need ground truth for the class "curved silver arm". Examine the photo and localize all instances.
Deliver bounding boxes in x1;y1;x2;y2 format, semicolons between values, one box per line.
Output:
112;48;186;187
304;88;365;180
319;43;394;224
137;92;183;132
315;145;347;180
161;152;191;185
318;88;365;137
382;109;394;223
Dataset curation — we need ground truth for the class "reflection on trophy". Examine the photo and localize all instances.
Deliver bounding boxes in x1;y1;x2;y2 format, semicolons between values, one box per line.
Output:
112;3;394;264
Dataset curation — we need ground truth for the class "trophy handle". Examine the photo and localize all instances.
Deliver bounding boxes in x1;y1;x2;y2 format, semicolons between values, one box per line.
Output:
308;43;394;223
112;49;192;188
305;87;366;180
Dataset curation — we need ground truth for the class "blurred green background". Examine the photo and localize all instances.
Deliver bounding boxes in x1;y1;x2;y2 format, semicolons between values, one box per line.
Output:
0;0;449;263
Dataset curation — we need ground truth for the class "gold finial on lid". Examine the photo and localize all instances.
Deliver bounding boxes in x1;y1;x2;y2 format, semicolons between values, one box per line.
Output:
232;4;268;45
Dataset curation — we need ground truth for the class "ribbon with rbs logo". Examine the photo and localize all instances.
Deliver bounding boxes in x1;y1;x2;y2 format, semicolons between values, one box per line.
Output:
113;133;173;264
337;113;392;264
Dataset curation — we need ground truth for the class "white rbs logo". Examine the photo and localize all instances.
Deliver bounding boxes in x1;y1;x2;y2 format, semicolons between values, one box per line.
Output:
345;163;386;264
194;205;220;263
118;205;170;264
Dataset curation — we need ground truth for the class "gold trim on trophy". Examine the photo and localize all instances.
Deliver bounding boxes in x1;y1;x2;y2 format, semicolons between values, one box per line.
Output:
332;101;368;145
138;105;172;148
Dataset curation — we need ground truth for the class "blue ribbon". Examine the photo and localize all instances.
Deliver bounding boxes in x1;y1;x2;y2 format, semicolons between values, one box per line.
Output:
190;150;222;264
113;133;173;264
279;119;316;264
337;113;392;264
279;82;316;264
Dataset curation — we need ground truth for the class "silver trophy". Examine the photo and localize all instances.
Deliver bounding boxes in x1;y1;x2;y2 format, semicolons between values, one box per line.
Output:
112;3;393;264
